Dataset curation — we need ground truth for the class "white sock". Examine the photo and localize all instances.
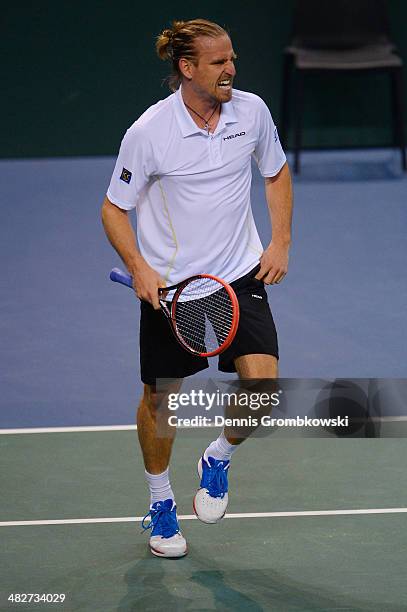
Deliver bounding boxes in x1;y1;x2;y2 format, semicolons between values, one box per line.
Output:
204;431;238;462
145;468;175;506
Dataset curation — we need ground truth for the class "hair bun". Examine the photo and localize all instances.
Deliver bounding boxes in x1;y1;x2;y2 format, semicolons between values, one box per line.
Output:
162;28;174;42
156;27;175;60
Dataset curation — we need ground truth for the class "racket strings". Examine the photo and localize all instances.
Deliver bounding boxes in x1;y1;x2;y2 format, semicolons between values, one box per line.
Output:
173;278;235;354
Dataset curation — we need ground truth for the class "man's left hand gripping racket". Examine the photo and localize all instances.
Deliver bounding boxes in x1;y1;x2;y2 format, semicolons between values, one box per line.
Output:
110;268;239;357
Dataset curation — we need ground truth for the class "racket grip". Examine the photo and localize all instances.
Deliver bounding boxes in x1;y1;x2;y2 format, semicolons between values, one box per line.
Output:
110;267;133;289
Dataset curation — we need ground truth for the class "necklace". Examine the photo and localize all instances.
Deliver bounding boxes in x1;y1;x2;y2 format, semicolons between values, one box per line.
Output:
184;101;220;133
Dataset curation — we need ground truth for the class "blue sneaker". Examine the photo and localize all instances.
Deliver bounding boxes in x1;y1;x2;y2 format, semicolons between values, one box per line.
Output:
193;456;230;524
142;499;187;557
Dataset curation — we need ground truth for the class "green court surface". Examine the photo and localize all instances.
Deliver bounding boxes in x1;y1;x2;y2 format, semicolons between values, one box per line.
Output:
1;430;407;611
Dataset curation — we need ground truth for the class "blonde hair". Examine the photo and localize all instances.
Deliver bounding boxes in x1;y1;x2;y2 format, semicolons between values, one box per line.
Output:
156;19;228;91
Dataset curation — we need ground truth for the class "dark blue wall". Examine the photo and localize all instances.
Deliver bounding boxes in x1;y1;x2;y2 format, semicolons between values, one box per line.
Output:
3;0;406;157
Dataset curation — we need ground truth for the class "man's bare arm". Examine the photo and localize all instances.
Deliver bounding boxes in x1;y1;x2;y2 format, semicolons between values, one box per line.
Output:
101;197;165;309
255;162;293;284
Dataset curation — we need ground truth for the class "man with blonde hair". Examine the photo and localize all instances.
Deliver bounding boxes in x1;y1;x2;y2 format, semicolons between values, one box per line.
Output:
102;18;292;558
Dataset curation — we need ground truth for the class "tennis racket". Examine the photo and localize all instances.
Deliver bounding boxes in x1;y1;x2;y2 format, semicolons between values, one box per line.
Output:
110;267;239;357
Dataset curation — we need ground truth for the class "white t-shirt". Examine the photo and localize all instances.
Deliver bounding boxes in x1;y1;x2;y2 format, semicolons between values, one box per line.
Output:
107;87;286;285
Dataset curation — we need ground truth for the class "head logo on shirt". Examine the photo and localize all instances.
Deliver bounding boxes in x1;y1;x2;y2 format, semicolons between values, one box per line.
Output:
223;131;246;141
120;168;132;184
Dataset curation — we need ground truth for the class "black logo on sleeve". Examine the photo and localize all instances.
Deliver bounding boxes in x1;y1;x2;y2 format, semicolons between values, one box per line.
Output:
120;168;132;184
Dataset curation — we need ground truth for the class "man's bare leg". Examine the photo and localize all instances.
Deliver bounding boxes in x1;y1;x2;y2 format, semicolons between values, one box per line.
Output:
137;383;179;474
234;353;278;379
225;353;278;445
193;354;278;523
137;380;187;557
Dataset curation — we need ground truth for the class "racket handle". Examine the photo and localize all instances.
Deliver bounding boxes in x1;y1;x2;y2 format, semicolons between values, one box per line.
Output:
110;267;133;289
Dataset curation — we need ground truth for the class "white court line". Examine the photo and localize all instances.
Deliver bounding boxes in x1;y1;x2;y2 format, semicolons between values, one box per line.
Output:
1;508;407;527
1;416;407;435
0;425;138;434
0;424;215;435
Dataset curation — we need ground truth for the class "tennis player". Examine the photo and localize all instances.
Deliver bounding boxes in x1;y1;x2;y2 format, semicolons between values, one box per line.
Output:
102;18;293;558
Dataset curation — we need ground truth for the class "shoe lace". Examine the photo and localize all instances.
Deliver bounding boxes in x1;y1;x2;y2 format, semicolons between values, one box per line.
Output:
141;503;180;539
204;461;229;499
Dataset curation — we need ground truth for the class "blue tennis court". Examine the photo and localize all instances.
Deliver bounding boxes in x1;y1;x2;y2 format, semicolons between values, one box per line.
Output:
1;149;407;610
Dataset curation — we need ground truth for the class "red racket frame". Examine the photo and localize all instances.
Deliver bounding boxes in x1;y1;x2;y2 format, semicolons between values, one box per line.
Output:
159;274;240;357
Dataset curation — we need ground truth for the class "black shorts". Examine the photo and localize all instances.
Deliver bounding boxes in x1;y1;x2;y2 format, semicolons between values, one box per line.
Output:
139;265;279;385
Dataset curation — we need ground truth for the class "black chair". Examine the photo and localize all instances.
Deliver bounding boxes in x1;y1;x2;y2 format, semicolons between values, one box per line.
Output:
280;0;406;173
